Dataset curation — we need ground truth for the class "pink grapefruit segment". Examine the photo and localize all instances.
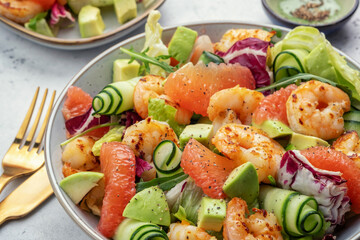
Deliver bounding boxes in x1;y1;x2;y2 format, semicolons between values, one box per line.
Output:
164;62;256;116
98;142;136;237
181;138;236;199
252;84;297;125
301;146;360;214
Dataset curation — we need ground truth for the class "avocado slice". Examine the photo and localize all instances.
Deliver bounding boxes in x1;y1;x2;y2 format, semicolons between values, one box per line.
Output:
78;5;105;38
197;197;226;232
114;0;137;24
179;123;214;149
113;59;140;82
252;120;293;138
168;26;198;63
59;171;104;204
122;186;171;226
25;18;54;37
289;132;329;150
222;162;259;205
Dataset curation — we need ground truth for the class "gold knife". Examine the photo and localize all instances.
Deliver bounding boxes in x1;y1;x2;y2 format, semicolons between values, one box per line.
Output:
0;166;53;225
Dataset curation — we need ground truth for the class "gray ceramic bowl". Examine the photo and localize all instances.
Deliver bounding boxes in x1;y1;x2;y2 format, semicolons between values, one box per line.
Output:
45;21;360;239
0;0;164;50
262;0;359;34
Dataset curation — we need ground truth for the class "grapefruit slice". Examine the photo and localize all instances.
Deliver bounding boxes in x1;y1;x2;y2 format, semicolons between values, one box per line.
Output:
181;138;236;199
98;142;136;237
301;146;360;214
252;84;297;125
164;62;256;116
62;86;108;139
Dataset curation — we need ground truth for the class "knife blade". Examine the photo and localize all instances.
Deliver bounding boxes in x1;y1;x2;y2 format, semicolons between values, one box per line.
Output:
0;166;53;225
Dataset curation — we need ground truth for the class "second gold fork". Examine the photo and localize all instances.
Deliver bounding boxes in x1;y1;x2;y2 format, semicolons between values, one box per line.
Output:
0;87;56;194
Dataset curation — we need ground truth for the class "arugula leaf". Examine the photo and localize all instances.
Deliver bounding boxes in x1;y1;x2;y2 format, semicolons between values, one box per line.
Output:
121;47;175;74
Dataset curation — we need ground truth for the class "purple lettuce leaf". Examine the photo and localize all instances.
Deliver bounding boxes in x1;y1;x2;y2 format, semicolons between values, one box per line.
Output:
119;110;143;129
278;150;351;231
216;38;272;91
135;156;153;177
50;3;75;26
65;107;110;136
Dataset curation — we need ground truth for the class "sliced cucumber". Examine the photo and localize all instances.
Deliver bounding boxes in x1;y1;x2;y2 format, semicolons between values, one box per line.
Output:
344;111;360;135
153;140;183;178
343;111;360;122
259;185;324;238
92;77;140;115
114;218;168;240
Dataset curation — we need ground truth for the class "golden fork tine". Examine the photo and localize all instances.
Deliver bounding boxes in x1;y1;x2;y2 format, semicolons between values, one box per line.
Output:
14;87;40;142
34;90;56;147
25;89;48;147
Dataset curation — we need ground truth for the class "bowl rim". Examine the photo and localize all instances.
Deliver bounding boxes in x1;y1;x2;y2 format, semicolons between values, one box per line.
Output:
261;0;359;28
45;20;360;240
0;0;165;50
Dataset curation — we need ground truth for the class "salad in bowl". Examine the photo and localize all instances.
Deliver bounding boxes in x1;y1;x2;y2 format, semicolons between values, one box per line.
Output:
48;10;360;240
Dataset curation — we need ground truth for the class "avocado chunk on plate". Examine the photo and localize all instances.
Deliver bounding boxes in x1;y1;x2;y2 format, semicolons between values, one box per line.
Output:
197;197;226;232
289;132;329;150
223;162;259;205
179;123;214;149
59;171;104;204
113;59;140;82
168;26;198;63
114;0;137;24
78;5;105;38
252;120;293;138
122;186;171;226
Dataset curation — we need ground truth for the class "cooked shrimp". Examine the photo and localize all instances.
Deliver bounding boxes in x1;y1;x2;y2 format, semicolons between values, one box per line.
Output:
207;85;264;125
286;80;350;140
61;136;99;176
133;75;165;119
212;124;284;183
157;94;193;125
223;198;282;240
0;0;54;24
168;221;217;240
214;29;275;52
332;131;360;168
122;117;179;180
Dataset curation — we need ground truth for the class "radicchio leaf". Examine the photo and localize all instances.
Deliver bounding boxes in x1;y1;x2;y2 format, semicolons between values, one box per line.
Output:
119;110;143;129
65;107;110;136
216;38;272;91
278;150;351;231
50;3;75;26
135;156;153;178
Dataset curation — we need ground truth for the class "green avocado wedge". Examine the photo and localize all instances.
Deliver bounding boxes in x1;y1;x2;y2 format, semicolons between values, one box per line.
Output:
122;186;171;226
59;171;104;204
222;162;259;205
197;197;226;232
289;132;329;150
252;120;293;138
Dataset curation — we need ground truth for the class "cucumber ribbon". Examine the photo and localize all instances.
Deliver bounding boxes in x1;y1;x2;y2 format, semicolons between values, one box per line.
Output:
259;185;324;238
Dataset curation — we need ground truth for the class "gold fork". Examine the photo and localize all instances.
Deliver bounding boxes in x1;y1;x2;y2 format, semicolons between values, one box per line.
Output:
0;87;56;194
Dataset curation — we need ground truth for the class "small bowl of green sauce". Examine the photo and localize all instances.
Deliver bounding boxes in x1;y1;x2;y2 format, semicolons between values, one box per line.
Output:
262;0;359;34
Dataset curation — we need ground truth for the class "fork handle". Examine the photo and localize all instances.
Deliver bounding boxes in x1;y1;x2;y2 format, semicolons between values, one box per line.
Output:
0;166;53;225
0;174;14;194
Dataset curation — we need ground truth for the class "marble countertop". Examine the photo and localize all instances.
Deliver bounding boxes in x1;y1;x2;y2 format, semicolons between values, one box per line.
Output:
1;0;360;239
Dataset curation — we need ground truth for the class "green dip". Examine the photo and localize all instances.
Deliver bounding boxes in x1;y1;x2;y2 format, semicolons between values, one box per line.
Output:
279;0;341;24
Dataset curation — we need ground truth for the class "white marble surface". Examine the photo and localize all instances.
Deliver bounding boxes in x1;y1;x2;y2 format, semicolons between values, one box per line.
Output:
1;0;360;239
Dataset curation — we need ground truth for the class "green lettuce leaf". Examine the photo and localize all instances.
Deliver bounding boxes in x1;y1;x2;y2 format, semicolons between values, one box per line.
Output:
148;98;185;136
91;126;125;156
142;10;169;77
